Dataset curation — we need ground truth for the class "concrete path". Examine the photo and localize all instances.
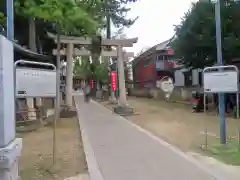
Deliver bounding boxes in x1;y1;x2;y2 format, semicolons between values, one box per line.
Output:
74;95;224;180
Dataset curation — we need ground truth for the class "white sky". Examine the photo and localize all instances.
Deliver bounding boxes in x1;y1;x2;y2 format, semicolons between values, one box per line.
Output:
122;0;198;54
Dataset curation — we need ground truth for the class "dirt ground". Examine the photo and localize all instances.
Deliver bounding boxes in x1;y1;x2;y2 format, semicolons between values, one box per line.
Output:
19;117;87;180
100;97;239;152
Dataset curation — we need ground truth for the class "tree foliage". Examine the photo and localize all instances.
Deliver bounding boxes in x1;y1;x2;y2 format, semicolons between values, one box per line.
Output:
106;0;138;29
172;0;240;69
73;56;92;79
15;0;102;35
0;0;137;54
0;12;4;25
73;56;109;83
94;60;109;83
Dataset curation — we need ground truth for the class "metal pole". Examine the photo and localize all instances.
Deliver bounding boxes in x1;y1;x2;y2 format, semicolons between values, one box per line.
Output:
215;0;226;144
7;0;16;149
6;0;14;40
236;92;240;150
204;93;208;148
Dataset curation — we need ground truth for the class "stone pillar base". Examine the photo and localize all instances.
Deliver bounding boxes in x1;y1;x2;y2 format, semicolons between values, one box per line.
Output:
60;106;77;118
113;105;134;115
109;96;117;104
0;138;22;180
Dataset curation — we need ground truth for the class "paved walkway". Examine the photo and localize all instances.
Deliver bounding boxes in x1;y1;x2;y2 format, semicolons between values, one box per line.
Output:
74;95;224;180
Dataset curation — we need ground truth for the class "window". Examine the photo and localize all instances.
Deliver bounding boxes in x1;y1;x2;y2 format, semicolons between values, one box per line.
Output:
157;55;164;61
157;55;167;61
198;71;203;86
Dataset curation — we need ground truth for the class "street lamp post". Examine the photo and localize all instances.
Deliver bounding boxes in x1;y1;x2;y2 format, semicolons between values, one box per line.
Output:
214;0;226;144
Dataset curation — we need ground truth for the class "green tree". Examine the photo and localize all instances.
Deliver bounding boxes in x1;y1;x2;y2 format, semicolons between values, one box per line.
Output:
105;0;138;30
94;61;109;83
14;0;104;51
73;57;92;79
172;0;240;69
105;0;138;44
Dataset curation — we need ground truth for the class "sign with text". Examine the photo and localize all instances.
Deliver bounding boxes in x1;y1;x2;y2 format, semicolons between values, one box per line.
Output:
16;68;56;97
111;71;117;91
203;66;239;93
204;71;238;93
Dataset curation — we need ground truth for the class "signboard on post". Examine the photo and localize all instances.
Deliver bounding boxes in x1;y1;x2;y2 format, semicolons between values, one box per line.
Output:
111;71;117;91
203;70;238;93
203;65;239;148
15;60;56;98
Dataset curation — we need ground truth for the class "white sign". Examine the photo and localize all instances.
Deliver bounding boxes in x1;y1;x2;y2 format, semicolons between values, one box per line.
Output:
203;71;238;93
160;78;174;93
159;76;174;100
16;68;56;97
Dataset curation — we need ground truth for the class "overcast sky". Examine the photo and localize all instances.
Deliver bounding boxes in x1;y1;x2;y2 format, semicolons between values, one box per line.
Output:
122;0;198;54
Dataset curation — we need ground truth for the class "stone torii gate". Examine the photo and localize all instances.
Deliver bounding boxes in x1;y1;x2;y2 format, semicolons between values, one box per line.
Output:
48;33;137;111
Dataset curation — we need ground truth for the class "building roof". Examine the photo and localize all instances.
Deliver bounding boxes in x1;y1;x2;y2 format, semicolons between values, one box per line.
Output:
155;39;171;50
131;38;172;66
14;42;53;62
0;26;53;63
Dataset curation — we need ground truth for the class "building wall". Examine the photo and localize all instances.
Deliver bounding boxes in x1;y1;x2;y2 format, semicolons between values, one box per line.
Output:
174;68;202;87
174;69;185;86
134;55;156;88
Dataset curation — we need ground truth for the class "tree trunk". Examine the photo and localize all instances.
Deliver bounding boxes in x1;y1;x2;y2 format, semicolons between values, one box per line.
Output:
27;17;37;122
28;17;37;52
106;13;116;102
106;14;111;39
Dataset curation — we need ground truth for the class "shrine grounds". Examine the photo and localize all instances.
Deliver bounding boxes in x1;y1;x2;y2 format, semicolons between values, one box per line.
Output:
99;96;240;166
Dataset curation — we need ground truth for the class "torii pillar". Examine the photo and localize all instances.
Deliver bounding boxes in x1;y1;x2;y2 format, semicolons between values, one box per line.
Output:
117;46;128;105
65;43;74;107
113;45;134;115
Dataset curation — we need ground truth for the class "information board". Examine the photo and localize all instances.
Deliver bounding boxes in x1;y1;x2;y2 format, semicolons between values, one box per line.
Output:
203;71;238;93
16;68;56;97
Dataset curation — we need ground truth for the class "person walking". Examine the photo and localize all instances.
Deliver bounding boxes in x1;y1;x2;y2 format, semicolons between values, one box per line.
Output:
83;81;91;102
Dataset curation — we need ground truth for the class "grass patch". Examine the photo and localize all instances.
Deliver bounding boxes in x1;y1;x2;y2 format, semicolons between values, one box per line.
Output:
19;117;87;180
202;140;240;166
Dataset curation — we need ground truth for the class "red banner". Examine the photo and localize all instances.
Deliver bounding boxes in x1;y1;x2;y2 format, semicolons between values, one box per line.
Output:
110;71;117;91
90;79;94;89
